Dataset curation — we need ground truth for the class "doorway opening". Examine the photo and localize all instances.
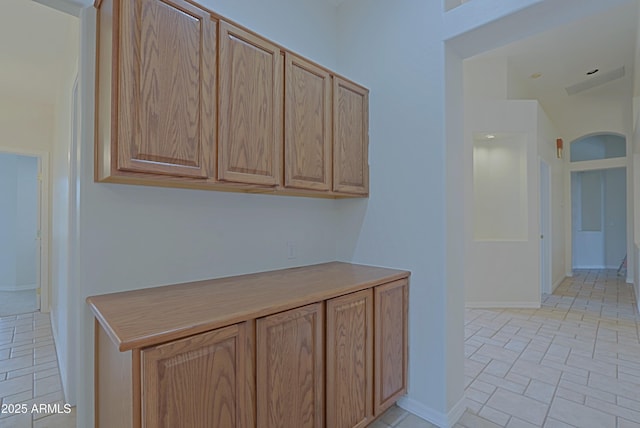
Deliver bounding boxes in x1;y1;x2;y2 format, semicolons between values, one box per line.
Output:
571;167;627;271
568;134;627;274
0;151;45;316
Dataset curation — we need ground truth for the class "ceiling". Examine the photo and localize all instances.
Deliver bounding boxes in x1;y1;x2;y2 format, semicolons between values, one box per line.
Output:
2;0;636;113
0;0;78;105
465;1;638;111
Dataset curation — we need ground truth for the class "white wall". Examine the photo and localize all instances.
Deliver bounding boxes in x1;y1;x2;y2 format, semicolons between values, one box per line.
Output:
537;105;566;289
604;168;627;268
0;153;38;291
335;0;465;425
15;155;38;288
75;2;342;426
50;15;79;402
465;100;541;307
0;96;53;153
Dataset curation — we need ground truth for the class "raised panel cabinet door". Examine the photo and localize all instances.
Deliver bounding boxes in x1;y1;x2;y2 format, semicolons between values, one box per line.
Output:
284;53;331;191
117;0;216;178
326;289;373;428
374;280;409;415
219;21;283;186
141;323;254;428
256;303;323;428
333;77;369;195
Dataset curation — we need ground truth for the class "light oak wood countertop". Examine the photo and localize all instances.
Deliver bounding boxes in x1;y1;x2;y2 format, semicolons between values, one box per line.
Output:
87;262;410;352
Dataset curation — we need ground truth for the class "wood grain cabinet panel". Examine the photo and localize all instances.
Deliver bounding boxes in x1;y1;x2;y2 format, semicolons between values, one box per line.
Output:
374;280;408;415
89;264;408;428
284;53;332;191
257;303;324;428
141;323;254;428
219;21;283;186
326;290;373;428
114;0;216;178
333;77;369;195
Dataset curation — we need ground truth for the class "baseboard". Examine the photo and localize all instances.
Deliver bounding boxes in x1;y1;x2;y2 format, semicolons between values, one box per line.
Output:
49;312;68;402
465;301;540;309
398;396;466;428
573;265;607;269
552;276;564;292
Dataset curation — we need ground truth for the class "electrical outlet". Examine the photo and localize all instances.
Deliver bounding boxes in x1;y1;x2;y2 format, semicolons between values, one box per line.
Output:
286;241;297;260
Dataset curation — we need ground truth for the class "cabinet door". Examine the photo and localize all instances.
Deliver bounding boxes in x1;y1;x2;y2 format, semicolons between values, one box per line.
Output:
326;290;373;428
219;21;283;186
333;77;369;195
374;280;408;415
117;0;216;178
257;303;323;428
284;53;331;191
141;323;254;428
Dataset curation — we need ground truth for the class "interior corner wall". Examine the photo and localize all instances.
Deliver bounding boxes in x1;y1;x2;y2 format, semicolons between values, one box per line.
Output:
75;2;343;426
536;105;566;289
50;14;79;403
335;0;465;425
465;99;541;307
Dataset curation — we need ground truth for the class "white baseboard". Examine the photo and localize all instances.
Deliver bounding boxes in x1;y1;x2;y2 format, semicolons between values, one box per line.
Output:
465;301;540;309
552;276;564;292
398;396;466;428
0;283;37;292
573;265;607;269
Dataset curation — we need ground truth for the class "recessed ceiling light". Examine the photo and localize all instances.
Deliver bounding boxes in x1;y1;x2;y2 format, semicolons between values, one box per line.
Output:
485;134;495;140
530;72;542;79
586;69;599;75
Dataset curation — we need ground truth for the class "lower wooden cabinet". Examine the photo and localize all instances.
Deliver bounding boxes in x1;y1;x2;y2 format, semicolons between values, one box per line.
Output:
374;280;409;415
89;263;408;428
141;323;254;428
256;303;324;428
326;289;374;428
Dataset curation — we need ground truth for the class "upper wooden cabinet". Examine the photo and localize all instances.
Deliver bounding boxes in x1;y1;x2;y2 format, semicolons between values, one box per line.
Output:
284;53;332;191
218;21;283;186
333;78;369;195
96;0;216;180
95;0;369;197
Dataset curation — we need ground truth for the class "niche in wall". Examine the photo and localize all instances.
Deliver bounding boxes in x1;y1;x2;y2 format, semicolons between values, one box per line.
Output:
473;132;528;241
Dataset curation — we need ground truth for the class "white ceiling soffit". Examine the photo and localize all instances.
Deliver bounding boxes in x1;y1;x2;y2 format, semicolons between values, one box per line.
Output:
565;66;626;96
31;0;88;16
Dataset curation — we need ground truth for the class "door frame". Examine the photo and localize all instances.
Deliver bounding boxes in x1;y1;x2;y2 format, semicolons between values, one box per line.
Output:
539;158;552;295
566;156;627;274
0;147;49;312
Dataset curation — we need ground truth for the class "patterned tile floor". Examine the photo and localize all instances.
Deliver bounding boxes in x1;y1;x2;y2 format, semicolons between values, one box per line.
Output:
463;269;640;428
1;269;635;428
0;311;75;428
376;269;640;428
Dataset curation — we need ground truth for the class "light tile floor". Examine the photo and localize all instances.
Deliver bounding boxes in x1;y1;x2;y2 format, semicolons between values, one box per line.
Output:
377;269;640;428
0;311;75;428
2;269;635;428
463;269;640;428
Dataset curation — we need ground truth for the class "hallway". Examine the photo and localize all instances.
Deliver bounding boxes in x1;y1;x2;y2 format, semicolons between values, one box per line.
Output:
0;311;75;428
464;270;640;427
